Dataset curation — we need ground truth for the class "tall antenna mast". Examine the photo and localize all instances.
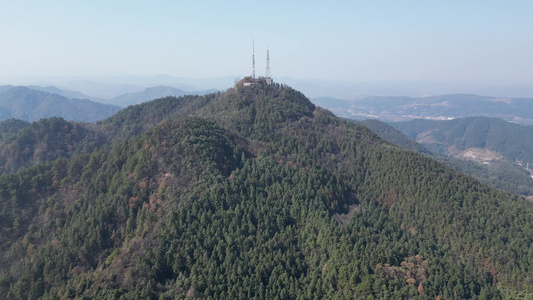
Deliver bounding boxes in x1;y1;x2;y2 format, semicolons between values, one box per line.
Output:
252;39;256;81
265;46;272;85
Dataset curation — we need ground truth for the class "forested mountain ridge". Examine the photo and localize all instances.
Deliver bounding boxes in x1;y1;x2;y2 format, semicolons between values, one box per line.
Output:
361;118;533;196
0;86;120;123
358;119;433;155
0;80;532;299
392;116;533;164
0;117;107;175
391;117;533;195
0;93;217;176
0;119;29;142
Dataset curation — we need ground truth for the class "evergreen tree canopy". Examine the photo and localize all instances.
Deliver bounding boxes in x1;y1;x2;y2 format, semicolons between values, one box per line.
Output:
0;80;532;299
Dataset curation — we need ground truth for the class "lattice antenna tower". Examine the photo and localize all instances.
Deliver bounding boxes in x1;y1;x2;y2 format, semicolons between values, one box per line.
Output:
266;46;272;85
252;39;256;81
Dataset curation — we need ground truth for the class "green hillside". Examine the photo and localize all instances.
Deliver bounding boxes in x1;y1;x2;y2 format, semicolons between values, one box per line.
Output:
361;118;533;196
0;117;107;175
358;119;432;155
392;117;533;162
0;119;29;142
391;117;533;195
0;81;532;299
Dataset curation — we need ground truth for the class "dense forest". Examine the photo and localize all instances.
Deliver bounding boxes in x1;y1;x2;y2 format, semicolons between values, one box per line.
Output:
0;117;107;175
360;118;533;196
387;117;533;196
0;80;532;299
392;117;533;164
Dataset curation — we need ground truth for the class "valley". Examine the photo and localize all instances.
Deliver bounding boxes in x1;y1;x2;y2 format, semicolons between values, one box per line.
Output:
314;94;533;125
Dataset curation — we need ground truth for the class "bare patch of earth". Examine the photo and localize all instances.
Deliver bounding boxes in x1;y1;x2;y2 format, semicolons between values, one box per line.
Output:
416;131;437;144
490;98;512;104
454;148;503;164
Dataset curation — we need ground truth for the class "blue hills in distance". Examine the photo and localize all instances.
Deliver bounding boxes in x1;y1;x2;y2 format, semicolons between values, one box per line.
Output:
313;94;533;125
0;86;120;123
0;84;218;122
108;86;218;107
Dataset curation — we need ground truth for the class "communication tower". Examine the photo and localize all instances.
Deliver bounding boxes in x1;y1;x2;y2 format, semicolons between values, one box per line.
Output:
252;39;256;81
265;47;272;85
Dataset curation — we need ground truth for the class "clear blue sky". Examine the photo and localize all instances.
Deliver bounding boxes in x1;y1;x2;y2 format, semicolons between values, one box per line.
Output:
1;1;532;84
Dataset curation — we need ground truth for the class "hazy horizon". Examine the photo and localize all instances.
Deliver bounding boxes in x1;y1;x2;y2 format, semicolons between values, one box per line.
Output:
1;1;532;98
2;2;532;81
4;74;533;100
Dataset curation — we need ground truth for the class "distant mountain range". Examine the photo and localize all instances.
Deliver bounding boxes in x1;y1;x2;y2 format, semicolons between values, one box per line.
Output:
277;78;533;99
26;85;102;102
0;86;120;123
108;86;218;107
7;75;234;99
7;75;533;99
314;94;533;125
0;84;220;123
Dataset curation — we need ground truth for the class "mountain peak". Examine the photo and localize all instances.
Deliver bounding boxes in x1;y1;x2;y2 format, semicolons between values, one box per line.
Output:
190;79;317;139
1;79;532;299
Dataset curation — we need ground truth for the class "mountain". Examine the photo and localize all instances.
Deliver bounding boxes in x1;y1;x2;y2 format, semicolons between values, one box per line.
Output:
314;94;533;125
358;119;433;155
392;117;533;166
25;76;234;99
0;93;211;176
10;76;533;100
26;85;103;102
54;80;145;100
360;118;533;196
0;117;107;175
0;119;29;142
283;78;533;99
109;86;217;107
0;80;532;299
0;86;121;123
0;85;15;93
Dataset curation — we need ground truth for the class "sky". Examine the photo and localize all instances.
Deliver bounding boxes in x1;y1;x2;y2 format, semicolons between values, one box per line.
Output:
1;1;533;86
